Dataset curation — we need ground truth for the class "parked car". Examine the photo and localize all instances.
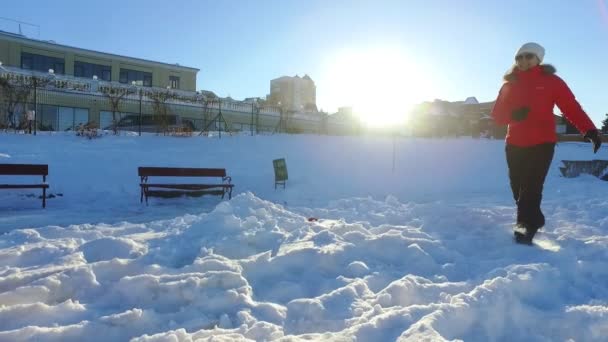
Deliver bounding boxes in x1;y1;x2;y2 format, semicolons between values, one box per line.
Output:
105;114;193;132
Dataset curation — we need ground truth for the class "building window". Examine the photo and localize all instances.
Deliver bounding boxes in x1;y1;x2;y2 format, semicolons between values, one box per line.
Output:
143;74;152;87
169;76;180;89
119;70;128;84
37;106;89;131
102;69;111;81
21;52;65;74
74;61;111;81
39;105;57;131
119;68;153;87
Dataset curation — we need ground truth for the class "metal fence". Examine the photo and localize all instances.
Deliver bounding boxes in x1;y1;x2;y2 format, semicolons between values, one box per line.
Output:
2;88;356;136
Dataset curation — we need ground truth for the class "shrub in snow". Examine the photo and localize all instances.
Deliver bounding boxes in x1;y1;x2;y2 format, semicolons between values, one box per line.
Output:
76;122;101;140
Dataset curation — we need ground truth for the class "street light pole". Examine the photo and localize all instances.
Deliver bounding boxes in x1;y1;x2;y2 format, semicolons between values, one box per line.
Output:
40;69;56;134
250;101;255;136
256;104;260;134
33;77;37;135
138;88;143;136
218;99;222;139
392;130;396;173
131;81;143;136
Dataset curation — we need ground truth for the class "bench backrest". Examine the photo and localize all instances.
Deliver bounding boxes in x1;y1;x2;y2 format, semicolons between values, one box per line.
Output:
561;160;608;178
138;167;226;178
0;164;48;176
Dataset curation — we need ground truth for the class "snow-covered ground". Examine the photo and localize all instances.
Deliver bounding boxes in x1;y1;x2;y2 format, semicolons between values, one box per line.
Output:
1;132;607;341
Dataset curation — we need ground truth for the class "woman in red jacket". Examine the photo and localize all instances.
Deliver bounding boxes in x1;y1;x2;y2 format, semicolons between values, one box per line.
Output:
491;42;602;245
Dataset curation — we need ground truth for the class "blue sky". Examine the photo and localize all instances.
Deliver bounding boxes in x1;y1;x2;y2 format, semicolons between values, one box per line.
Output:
2;0;608;125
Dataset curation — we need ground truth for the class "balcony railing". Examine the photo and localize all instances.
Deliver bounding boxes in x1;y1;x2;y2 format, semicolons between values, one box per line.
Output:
0;65;282;115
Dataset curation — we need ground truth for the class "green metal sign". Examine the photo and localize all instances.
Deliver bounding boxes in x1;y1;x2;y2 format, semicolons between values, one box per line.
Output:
273;158;288;188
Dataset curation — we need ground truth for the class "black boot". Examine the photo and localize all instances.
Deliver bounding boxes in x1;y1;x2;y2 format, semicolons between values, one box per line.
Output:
515;232;533;245
514;226;537;245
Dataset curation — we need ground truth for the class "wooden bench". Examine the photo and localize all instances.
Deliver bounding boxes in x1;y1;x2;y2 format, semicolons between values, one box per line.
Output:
138;167;234;204
560;160;608;180
0;164;49;208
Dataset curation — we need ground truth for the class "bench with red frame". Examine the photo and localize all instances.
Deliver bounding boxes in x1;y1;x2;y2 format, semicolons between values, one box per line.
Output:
138;166;234;205
0;164;49;208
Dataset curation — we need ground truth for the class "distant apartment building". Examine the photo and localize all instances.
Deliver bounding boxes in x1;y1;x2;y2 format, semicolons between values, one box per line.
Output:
334;106;354;119
408;96;577;138
267;74;317;112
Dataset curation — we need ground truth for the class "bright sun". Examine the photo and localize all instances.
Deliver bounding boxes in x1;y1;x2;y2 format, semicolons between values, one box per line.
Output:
320;46;434;128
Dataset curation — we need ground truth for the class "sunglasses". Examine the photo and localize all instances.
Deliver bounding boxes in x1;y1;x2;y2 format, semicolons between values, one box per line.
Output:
515;53;536;61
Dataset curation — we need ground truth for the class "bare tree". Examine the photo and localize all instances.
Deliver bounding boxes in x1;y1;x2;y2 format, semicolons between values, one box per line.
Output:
149;89;178;135
0;74;52;131
101;86;134;135
203;95;219;131
0;77;29;129
0;77;10;128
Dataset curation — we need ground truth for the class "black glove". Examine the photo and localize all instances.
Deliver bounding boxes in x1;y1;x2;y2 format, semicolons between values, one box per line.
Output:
511;107;530;122
584;129;602;153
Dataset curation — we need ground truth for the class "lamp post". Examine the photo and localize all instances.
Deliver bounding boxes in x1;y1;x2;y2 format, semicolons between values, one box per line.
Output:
0;62;6;126
278;101;283;133
0;62;9;131
256;102;260;135
218;99;222;139
132;81;143;136
250;100;256;136
32;69;55;135
35;69;56;135
33;76;37;135
392;129;396;173
138;88;143;136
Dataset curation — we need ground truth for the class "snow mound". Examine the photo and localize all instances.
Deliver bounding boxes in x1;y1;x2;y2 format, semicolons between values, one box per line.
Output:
80;237;148;262
1;192;608;341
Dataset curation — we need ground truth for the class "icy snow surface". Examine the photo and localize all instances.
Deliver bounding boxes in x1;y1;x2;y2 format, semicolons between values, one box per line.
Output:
0;132;607;341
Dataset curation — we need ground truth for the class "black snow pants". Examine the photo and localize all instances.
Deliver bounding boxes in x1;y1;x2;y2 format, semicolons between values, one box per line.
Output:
505;143;555;233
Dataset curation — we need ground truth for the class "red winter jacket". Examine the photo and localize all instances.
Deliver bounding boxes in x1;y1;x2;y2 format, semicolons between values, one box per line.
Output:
491;64;596;147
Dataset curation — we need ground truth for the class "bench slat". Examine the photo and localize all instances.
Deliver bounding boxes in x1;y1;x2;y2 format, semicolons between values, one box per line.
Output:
145;189;225;198
0;164;48;176
0;184;49;189
141;184;233;190
139;167;226;177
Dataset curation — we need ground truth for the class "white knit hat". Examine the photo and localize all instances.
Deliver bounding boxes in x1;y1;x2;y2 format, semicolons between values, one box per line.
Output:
515;42;545;63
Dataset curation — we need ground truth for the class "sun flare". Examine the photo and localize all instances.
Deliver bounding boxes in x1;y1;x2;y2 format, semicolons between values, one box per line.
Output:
320;47;434;128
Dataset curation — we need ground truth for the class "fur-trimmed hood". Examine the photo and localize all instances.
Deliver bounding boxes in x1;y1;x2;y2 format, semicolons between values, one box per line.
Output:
504;64;556;82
